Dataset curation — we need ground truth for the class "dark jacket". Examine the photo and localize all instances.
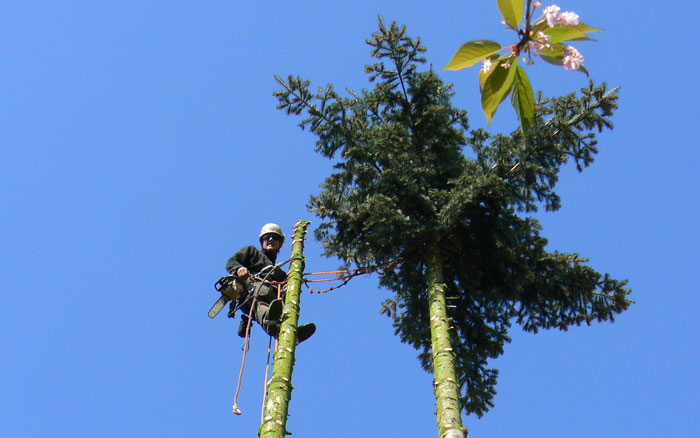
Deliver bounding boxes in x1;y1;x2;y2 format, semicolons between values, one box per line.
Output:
226;246;287;282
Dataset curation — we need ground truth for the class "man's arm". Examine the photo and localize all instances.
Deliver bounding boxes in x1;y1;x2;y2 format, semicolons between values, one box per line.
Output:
226;246;262;279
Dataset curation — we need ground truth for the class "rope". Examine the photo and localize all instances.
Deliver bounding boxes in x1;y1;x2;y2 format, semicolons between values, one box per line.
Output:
302;257;403;294
231;260;291;416
231;295;257;415
260;335;273;424
303;269;357;276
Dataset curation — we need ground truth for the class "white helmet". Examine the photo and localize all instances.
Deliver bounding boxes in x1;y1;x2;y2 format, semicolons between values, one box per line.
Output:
259;223;285;243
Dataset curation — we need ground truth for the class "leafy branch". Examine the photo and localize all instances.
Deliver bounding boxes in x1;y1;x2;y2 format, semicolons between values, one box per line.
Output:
444;1;601;133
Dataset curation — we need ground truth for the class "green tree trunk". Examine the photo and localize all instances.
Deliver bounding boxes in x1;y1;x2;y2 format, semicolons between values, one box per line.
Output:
427;242;467;438
259;220;310;438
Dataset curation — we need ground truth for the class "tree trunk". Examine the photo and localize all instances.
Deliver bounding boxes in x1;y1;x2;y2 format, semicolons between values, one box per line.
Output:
259;220;310;438
427;242;467;438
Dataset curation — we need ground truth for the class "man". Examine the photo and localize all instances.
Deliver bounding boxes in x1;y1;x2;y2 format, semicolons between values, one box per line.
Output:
226;223;315;342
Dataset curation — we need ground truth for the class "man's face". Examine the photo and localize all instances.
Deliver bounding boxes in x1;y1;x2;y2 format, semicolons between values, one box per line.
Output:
260;234;283;253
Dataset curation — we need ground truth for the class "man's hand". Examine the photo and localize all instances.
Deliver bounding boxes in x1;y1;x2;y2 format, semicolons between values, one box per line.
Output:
236;267;249;279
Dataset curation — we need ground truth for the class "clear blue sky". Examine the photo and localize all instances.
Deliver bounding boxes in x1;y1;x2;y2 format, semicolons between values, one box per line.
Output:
2;1;698;437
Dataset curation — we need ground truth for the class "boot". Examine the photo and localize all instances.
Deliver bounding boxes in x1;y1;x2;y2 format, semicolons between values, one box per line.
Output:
297;323;316;343
260;299;284;337
266;299;283;324
265;324;280;338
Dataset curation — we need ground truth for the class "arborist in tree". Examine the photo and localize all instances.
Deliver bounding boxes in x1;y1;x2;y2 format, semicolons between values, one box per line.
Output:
226;223;316;343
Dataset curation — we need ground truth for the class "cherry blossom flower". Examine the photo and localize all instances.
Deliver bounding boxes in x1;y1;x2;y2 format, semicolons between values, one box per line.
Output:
557;11;580;26
543;5;561;27
542;4;580;28
563;46;584;71
533;2;542;9
529;31;551;53
481;58;493;74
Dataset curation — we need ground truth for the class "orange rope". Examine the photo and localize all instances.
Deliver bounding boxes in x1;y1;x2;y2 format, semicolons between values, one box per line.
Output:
232;295;257;415
301;257;403;294
304;277;355;283
303;269;358;276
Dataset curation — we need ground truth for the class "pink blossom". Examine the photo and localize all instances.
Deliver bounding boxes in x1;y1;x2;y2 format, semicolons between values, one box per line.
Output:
543;5;561;27
529;31;551;53
557;11;580;26
563;46;584;71
481;58;493;74
542;5;580;27
529;40;544;52
533;2;542;9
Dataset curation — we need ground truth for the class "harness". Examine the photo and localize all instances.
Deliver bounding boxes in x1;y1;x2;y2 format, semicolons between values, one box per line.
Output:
210;262;287;320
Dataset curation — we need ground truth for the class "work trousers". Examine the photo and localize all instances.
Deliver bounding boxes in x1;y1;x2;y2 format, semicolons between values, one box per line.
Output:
241;281;284;330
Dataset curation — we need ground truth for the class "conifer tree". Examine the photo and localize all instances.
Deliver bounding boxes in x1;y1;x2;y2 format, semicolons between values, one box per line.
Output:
274;19;631;436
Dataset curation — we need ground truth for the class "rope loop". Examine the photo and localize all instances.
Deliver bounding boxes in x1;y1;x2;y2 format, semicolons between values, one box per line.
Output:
302;257;403;294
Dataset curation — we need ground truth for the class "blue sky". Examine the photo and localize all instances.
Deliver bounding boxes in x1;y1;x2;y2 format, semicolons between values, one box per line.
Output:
2;1;698;437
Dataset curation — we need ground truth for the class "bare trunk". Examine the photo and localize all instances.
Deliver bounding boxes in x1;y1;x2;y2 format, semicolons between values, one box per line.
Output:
259;220;310;438
427;242;467;438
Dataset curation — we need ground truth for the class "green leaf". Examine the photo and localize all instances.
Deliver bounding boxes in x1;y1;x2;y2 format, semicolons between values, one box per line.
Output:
444;40;502;71
510;65;535;133
539;53;564;65
531;20;549;34
543;23;602;44
576;23;603;34
481;58;518;126
498;0;524;29
539;43;566;59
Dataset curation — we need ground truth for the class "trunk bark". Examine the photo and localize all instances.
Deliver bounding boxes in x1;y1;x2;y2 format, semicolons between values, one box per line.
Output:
427;242;467;438
259;220;310;438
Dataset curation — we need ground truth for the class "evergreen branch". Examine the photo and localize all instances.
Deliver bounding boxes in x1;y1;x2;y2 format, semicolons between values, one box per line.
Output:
591;291;635;304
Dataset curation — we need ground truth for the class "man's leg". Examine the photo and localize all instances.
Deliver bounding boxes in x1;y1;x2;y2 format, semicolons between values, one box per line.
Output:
237;315;249;338
254;299;283;335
